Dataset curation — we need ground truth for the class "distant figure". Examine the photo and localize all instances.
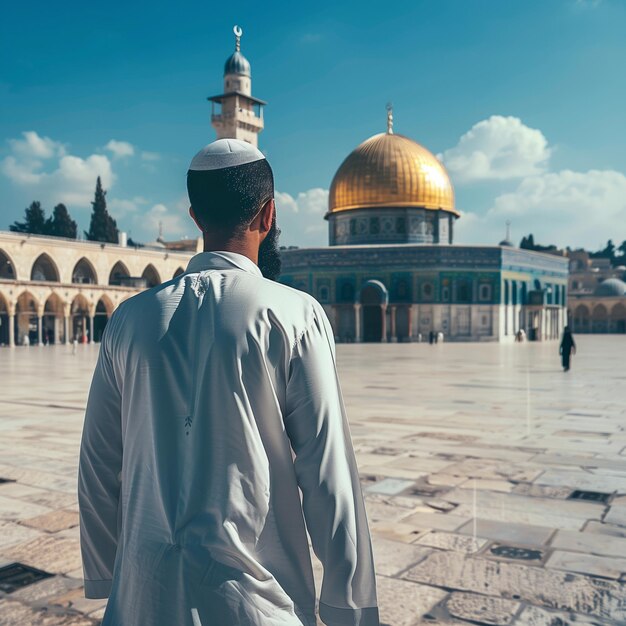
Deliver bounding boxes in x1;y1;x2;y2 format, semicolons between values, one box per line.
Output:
559;326;576;372
515;329;526;342
22;334;30;347
437;331;444;343
72;337;78;355
429;330;434;344
417;332;422;343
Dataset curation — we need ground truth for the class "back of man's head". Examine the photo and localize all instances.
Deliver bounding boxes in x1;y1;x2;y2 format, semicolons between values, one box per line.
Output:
186;140;274;239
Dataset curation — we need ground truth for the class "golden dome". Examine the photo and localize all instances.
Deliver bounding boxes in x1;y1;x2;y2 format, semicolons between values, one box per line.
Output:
328;131;457;216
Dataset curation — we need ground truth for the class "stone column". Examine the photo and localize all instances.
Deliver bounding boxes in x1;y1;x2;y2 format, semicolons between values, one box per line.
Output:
37;314;43;346
381;304;387;343
389;305;397;342
408;305;414;340
63;303;71;345
89;315;95;344
354;304;362;343
8;308;15;348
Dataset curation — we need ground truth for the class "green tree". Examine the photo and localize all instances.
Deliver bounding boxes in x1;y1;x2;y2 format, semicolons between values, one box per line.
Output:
85;177;118;243
46;203;77;238
9;201;47;234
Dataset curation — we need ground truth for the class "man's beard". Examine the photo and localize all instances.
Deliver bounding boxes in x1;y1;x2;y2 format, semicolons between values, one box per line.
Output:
258;216;282;281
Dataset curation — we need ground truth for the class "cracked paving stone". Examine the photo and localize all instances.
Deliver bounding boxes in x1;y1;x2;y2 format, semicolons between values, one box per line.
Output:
21;509;79;533
545;550;626;580
458;519;554;546
9;575;83;604
514;604;614;625
446;591;520;625
376;576;448;626
414;531;487;554
4;535;82;574
550;529;626;558
372;536;433;576
403;551;626;622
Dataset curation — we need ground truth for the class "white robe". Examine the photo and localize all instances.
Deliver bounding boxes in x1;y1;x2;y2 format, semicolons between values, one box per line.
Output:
78;250;379;626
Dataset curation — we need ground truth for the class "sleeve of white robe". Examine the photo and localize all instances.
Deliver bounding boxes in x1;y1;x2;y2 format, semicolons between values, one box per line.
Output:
285;305;379;626
78;323;123;599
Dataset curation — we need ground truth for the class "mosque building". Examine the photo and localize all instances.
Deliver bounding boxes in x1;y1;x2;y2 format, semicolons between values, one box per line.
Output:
278;107;568;342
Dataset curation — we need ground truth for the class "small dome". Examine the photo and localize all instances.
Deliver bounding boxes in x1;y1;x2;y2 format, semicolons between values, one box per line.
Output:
224;51;250;77
594;278;626;297
499;239;514;247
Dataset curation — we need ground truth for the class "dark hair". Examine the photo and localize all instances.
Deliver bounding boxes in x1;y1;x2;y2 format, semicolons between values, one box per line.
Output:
186;159;274;236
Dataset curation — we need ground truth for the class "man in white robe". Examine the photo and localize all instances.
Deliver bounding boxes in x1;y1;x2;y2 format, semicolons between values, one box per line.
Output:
78;139;379;626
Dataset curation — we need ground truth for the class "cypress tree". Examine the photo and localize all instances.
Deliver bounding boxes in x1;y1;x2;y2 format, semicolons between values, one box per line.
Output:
85;177;118;243
9;201;47;234
46;203;78;238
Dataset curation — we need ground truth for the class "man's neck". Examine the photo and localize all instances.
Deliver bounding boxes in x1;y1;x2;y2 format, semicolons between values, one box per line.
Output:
202;234;258;265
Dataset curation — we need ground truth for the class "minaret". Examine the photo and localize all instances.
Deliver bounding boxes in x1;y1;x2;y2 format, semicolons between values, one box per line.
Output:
208;25;266;147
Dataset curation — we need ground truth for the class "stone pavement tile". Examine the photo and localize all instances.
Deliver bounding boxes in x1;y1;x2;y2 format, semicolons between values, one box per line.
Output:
0;520;42;548
536;468;626;493
371;521;426;543
441;459;544;483
388;455;456;473
401;511;470;533
551;529;626;558
364;478;415;495
372;536;433;576
0;600;95;626
10;574;83;604
514;604;613;626
0;494;52;520
365;498;428;524
427;473;468;487
375;576;447;626
452;504;587;530
604;506;626;527
446;591;520;625
4;535;82;574
510;484;573;499
21;508;79;533
48;586;107;616
403;551;626;622
545;550;626;579
414;531;487;554
458;479;514;493
359;465;429;481
583;520;626;538
458;519;554;546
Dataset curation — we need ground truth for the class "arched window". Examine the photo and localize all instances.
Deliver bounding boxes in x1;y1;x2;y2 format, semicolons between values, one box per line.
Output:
109;261;130;286
142;264;161;288
72;258;97;284
456;280;472;303
479;284;492;302
0;249;16;280
319;286;329;302
31;253;59;282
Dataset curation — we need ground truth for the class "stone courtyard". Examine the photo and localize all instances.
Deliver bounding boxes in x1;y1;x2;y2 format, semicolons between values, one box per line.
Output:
0;337;625;625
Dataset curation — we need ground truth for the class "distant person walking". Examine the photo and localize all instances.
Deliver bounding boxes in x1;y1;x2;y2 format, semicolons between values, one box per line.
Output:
559;325;576;372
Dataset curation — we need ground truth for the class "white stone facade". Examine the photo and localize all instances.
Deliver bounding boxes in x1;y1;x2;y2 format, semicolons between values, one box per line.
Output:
0;231;196;347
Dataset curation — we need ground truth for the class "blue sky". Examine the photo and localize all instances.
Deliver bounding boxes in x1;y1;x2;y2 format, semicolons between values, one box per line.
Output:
1;0;625;249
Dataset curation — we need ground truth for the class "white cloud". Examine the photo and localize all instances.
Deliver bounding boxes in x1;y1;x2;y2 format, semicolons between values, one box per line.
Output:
141;151;160;161
135;203;188;240
455;169;626;249
8;131;65;159
105;139;135;158
2;131;114;206
275;188;329;247
441;115;550;183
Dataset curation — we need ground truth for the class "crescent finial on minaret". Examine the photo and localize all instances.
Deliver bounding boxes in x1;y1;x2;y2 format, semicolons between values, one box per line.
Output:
233;25;243;52
386;102;394;135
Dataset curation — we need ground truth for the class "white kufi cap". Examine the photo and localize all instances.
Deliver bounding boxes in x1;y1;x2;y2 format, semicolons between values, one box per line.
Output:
188;138;266;171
